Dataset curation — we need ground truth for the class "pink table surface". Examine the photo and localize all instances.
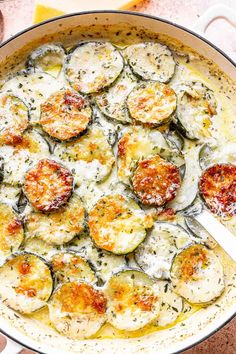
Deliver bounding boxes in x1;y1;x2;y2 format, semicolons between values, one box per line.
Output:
0;0;235;353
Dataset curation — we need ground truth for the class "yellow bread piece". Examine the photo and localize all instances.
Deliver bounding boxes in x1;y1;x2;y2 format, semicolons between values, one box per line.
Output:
34;0;143;23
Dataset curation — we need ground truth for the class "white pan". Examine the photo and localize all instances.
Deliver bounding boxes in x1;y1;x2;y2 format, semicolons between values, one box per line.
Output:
0;5;236;354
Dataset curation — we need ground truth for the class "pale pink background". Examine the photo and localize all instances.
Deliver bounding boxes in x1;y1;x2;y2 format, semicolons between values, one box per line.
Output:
0;0;235;353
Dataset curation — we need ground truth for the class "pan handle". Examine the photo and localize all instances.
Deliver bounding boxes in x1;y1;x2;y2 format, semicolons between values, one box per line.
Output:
1;337;22;354
193;4;236;34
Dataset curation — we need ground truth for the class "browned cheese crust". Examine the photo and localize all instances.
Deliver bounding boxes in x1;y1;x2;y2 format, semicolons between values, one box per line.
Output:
132;155;181;206
24;158;73;212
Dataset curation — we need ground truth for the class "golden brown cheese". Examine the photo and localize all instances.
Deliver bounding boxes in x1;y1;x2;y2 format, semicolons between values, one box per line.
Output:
199;163;236;217
127;82;176;125
25;194;84;245
88;194;153;254
23;159;73;212
40;89;91;141
0;203;24;262
49;282;107;338
51;252;96;283
0;253;53;314
132;155;181;206
0;94;29;146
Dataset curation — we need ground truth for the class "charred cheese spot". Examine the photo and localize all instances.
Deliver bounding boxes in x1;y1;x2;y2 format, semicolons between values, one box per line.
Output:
117;126;168;184
0;203;24;263
25;194;84;245
65;41;124;94
51;252;96;284
23;159;73;212
88;194;153;254
132;155;181;206
199;164;236;217
0;94;29;146
127;82;176;126
49;282;107;339
104;270;160;331
54;127;115;183
0;253;53;313
170;244;225;304
40;89;91;141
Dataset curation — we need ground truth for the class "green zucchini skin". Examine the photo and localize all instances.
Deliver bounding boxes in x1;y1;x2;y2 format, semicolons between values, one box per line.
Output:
170;244;225;305
104;269;161;331
65;41;124;94
69;234;127;284
125;42;176;83
48;281;107;339
24;194;85;245
0;129;50;186
50;251;97;284
0;252;54;314
175;81;217;141
126;81;177;127
168;141;202;212
96;66;137;123
88;194;153;255
135;222;192;279
26;44;65;78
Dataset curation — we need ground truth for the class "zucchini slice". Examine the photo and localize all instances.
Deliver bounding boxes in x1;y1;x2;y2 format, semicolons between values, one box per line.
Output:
164;129;184;152
51;252;96;284
127;82;177;126
125;42;176;82
65;41;124;94
1;72;63;124
49;281;107;339
0;203;24;264
23;237;56;260
25;194;85;245
40;89;92;141
26;44;65;78
0;253;53;314
70;234;127;283
0;130;50;186
132;155;181;206
157;281;183;327
199;163;236;217
0;93;29;145
88;194;153;255
117;126;169;185
135;222;191;279
104;269;160;331
176;81;217;140
170;244;225;304
54;127;115;184
23;159;73;212
199;143;236;170
168;141;202;211
0;184;21;208
94;109;117;146
185;216;217;249
96;66;137;123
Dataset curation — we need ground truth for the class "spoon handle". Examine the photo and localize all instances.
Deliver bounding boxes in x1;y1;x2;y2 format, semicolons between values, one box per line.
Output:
195;209;236;262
